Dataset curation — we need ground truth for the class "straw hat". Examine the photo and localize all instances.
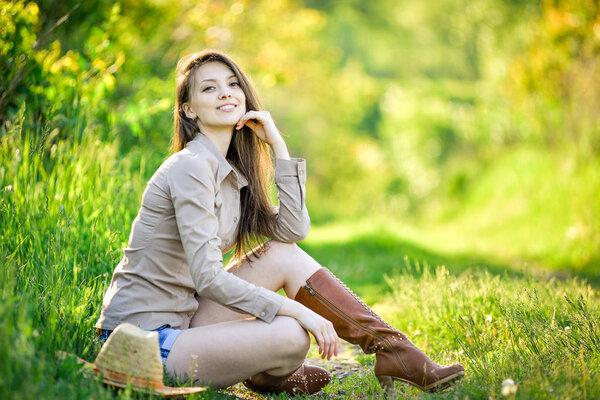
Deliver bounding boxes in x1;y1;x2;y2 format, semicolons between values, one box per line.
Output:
67;323;205;397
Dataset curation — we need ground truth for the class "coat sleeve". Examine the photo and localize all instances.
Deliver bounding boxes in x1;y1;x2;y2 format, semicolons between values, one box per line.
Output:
167;154;283;322
269;158;311;242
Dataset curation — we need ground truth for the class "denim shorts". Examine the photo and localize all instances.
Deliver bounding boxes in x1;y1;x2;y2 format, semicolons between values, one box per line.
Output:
97;324;182;364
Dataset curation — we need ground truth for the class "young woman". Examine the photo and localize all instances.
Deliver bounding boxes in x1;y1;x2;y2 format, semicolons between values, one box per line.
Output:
95;50;464;395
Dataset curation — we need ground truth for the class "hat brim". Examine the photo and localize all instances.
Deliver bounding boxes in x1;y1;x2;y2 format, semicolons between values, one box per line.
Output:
100;375;206;397
58;351;207;397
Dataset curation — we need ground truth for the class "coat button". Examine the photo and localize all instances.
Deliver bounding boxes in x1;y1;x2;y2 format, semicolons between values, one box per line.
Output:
259;311;266;317
233;216;238;223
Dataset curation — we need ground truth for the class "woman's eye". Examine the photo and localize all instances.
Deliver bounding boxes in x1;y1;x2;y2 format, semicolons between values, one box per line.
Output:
202;86;215;92
230;82;240;87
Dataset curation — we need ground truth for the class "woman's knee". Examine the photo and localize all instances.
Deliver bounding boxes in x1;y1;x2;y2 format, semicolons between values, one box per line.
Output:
271;316;310;359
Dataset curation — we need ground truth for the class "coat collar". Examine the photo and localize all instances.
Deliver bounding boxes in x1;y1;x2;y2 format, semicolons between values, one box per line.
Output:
187;133;248;189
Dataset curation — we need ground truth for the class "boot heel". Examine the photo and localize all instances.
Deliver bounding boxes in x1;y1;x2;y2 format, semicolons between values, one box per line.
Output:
376;375;394;391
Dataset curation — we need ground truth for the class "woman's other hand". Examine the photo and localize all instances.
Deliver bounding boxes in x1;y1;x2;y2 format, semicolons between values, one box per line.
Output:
278;298;338;360
236;111;290;160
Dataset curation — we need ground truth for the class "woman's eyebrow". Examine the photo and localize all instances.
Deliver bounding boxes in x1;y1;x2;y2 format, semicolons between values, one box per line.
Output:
199;75;237;84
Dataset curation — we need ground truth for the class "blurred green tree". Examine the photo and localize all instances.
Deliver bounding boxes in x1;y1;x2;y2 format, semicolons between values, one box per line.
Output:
2;0;598;225
507;0;600;156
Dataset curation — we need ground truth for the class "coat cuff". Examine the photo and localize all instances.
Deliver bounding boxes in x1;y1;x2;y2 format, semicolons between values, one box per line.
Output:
275;158;306;184
253;287;284;323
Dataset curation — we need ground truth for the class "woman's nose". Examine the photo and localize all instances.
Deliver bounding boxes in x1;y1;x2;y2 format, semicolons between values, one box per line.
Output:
219;87;232;98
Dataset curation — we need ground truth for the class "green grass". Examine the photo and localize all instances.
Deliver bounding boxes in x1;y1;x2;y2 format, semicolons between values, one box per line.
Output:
426;146;600;280
1;126;599;399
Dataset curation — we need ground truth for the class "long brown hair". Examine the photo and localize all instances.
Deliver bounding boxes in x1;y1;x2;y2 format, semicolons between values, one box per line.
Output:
173;50;277;261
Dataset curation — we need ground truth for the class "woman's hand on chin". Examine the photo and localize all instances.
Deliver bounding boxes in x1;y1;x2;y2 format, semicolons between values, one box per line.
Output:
236;110;290;159
236;111;289;155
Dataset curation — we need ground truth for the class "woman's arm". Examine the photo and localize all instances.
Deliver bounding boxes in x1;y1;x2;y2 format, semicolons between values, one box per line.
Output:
237;112;337;359
237;111;311;242
271;142;291;160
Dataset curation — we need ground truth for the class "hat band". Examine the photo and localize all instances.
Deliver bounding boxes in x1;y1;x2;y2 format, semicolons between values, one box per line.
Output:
93;366;165;391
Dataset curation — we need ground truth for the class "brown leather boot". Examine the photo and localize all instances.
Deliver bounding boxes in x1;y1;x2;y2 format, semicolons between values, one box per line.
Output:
243;363;331;396
295;268;464;393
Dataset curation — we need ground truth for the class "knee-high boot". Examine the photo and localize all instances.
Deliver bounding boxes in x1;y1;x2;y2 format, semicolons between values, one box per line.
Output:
295;268;464;393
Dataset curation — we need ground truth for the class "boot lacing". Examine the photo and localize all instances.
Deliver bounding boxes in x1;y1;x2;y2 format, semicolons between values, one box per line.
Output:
325;269;406;352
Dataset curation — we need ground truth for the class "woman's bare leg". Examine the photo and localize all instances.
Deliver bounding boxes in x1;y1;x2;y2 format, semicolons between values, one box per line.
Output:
165;316;310;387
166;241;322;387
190;241;322;327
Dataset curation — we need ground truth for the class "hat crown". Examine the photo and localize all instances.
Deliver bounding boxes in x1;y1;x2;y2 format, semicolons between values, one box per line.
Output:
94;323;164;390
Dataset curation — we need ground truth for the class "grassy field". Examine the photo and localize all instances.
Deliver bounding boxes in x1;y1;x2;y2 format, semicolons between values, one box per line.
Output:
1;128;599;399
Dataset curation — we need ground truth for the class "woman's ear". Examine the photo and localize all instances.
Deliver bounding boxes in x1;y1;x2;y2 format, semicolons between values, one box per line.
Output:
182;103;197;120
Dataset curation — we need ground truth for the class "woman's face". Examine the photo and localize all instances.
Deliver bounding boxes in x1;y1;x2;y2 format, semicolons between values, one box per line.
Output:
184;61;246;132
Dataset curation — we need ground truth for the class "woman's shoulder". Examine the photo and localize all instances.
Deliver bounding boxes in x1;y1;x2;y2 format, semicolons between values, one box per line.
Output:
153;147;220;183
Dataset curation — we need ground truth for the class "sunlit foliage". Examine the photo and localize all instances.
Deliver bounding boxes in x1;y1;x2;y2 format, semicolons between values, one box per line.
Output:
1;0;600;398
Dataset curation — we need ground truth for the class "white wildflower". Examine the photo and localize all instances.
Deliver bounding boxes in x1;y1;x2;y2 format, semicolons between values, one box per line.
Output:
501;378;517;396
564;326;571;332
486;315;493;322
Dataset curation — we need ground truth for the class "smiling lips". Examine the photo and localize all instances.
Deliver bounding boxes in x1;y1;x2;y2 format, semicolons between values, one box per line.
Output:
217;104;237;111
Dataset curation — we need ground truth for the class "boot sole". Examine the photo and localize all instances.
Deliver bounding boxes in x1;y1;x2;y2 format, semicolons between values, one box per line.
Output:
377;370;465;393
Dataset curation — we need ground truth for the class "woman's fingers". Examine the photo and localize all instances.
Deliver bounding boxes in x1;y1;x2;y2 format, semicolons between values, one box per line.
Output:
310;322;331;359
325;326;332;359
320;320;337;360
324;320;335;359
313;331;324;357
328;329;336;359
236;110;266;130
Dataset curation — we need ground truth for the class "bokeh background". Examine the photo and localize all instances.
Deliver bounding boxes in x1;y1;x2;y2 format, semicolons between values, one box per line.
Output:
4;0;598;277
1;1;600;398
